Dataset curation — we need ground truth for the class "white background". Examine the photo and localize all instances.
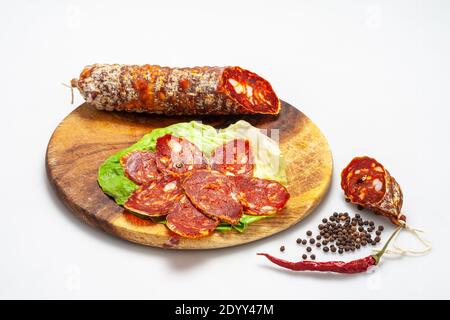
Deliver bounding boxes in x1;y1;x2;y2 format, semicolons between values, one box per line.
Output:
0;0;449;299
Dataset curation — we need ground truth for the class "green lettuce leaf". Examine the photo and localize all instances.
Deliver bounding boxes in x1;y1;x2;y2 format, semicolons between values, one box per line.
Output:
98;120;287;229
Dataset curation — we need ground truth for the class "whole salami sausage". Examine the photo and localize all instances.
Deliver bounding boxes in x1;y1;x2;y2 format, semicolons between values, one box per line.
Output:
71;64;280;115
341;156;405;225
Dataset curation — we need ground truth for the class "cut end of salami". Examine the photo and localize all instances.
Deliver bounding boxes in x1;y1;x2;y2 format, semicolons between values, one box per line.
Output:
341;157;386;203
221;67;280;115
234;176;290;216
182;170;243;225
210;139;254;177
156;134;209;176
124;176;182;217
166;196;219;239
341;156;404;225
120;151;160;185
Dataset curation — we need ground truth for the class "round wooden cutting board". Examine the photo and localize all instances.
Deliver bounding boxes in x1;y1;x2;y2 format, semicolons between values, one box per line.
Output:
46;101;332;249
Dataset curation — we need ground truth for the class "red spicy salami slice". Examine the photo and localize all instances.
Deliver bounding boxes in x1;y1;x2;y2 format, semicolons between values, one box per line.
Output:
120;151;160;185
124;175;182;217
233;176;290;216
156;134;208;176
182;170;242;225
210;139;254;176
341;156;405;225
166;196;219;238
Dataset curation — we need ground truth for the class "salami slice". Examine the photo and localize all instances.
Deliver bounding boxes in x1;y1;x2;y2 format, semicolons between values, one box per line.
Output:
120;151;160;185
233;176;290;216
210;139;254;176
156;134;208;176
182;170;242;225
124;175;182;217
341;156;405;225
166;196;219;238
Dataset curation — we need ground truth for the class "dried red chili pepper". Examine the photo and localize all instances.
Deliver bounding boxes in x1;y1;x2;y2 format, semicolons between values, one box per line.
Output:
258;226;402;274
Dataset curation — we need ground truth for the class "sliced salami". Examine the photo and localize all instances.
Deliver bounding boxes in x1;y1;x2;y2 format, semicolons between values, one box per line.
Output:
182;170;242;225
210;139;254;176
156;134;208;176
120;150;160;185
341;156;404;225
233;176;290;216
124;175;182;217
166;196;219;239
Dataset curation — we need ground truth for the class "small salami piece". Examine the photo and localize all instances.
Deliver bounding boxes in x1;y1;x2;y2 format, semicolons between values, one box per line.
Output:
182;170;242;225
341;156;405;225
166;196;219;239
72;64;280;115
210;139;254;176
124;176;182;217
120;151;160;185
233;176;290;216
156;134;208;176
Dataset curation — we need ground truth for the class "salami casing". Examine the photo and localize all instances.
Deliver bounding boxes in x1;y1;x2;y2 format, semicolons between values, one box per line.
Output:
124;176;182;217
341;156;405;225
233;176;290;216
120;151;160;185
182;170;242;225
72;64;280;115
210;139;254;176
156;134;208;176
166;196;219;239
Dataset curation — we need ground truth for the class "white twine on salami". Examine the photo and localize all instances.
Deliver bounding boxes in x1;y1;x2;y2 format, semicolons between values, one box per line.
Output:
373;220;432;256
62;82;74;105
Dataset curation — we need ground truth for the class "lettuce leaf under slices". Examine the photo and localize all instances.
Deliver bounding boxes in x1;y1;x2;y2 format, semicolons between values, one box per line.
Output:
98;120;287;233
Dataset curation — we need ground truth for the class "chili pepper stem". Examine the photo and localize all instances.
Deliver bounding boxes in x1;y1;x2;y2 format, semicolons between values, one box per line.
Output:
372;225;403;265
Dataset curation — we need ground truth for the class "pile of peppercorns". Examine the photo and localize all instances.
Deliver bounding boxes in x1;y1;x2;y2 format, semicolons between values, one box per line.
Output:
280;212;385;260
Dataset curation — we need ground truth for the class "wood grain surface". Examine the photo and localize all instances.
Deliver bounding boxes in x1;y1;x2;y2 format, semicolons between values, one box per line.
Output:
46;101;333;249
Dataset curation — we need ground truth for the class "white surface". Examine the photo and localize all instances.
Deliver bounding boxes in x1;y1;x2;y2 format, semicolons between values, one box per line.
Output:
0;0;449;300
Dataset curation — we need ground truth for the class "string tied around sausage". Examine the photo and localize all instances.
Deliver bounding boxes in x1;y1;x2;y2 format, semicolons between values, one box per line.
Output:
373;218;432;256
62;82;74;105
